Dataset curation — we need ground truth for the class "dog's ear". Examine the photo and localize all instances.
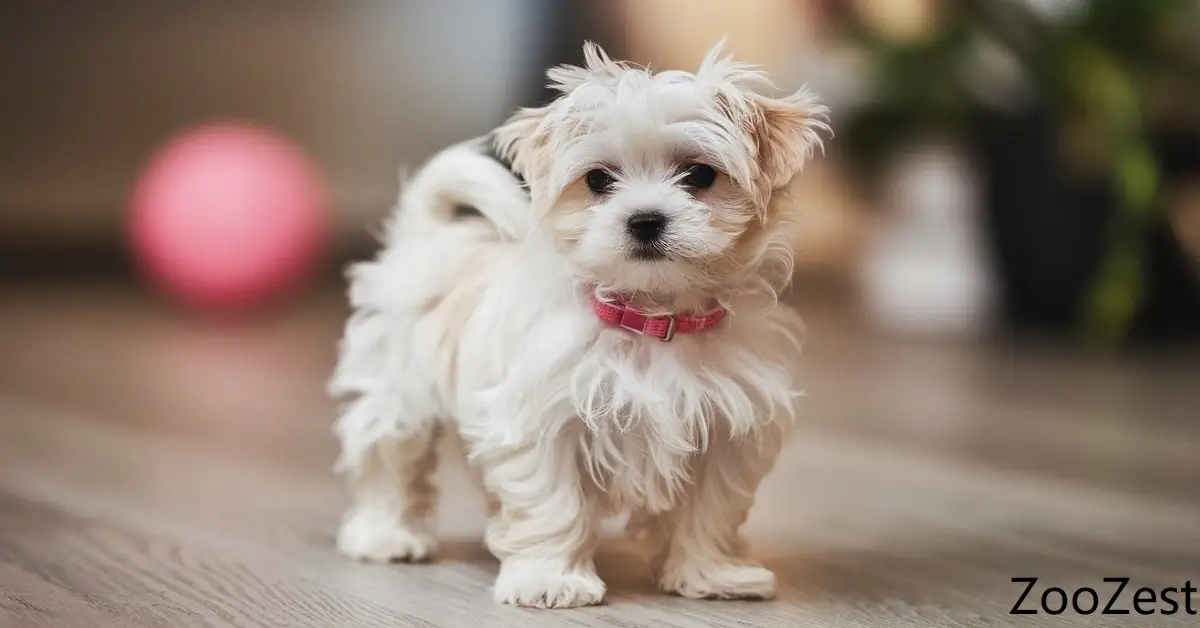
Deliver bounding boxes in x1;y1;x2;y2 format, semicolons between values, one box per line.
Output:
751;89;828;192
696;39;829;198
493;42;621;207
493;104;550;182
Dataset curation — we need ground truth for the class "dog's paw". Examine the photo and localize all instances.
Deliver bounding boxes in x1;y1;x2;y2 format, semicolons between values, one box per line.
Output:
658;560;776;600
337;508;436;563
493;558;606;609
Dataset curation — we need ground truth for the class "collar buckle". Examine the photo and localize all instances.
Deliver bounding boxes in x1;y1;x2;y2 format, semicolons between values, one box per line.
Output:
659;314;678;342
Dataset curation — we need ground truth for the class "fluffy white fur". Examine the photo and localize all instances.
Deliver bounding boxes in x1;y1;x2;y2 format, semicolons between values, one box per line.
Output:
332;41;828;609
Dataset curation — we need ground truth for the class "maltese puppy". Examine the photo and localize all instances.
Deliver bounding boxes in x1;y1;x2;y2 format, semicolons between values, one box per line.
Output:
331;41;828;608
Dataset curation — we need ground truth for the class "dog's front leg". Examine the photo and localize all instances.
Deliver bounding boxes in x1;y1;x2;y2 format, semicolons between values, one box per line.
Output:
481;438;605;609
656;426;785;600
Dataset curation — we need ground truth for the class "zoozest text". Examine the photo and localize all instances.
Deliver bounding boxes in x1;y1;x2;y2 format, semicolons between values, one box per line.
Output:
1011;577;1197;616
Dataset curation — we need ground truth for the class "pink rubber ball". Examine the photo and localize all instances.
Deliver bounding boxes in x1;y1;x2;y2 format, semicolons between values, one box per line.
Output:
129;122;329;311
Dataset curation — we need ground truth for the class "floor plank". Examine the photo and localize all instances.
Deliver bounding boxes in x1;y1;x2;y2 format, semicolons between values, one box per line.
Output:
0;284;1197;627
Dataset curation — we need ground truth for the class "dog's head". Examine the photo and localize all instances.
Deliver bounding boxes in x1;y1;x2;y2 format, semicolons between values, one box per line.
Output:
495;41;828;305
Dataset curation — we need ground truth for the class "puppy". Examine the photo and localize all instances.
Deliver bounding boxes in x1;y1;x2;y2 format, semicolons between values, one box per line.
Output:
331;41;828;608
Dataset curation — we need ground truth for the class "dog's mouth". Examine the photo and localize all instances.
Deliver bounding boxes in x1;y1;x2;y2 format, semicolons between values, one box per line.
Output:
629;244;668;262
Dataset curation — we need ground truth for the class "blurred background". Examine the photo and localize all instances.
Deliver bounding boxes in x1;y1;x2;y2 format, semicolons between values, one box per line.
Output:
1;0;1197;346
2;0;1198;486
1;3;1198;624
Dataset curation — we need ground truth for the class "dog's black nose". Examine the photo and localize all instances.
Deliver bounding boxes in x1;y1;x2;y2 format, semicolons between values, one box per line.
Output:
626;211;668;244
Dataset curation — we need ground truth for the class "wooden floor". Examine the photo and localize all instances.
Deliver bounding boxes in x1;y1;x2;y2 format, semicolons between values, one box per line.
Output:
1;283;1197;627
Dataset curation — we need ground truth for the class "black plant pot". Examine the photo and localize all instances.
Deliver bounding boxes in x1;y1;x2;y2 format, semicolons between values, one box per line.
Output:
972;108;1200;345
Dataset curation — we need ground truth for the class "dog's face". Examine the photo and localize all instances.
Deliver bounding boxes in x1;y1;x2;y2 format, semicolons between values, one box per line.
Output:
496;42;827;301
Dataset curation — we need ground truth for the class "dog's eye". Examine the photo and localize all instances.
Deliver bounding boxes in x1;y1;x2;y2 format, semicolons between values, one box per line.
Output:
585;169;615;194
682;164;718;189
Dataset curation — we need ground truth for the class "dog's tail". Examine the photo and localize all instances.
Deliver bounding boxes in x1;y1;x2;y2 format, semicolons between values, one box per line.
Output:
387;136;530;242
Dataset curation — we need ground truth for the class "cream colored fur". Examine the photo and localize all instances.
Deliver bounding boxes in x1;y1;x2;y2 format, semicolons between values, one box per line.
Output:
332;41;828;608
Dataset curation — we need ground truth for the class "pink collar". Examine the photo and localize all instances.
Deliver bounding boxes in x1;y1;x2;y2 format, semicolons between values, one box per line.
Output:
591;294;727;342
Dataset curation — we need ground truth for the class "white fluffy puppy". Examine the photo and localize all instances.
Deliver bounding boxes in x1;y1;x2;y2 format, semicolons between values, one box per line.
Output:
332;41;828;609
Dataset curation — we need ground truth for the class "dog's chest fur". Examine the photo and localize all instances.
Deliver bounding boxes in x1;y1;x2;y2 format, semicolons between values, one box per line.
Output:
452;259;803;517
561;325;799;515
579;415;697;515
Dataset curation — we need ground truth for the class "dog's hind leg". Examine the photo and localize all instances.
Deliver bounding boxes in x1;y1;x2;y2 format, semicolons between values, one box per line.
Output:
330;271;444;563
335;415;441;563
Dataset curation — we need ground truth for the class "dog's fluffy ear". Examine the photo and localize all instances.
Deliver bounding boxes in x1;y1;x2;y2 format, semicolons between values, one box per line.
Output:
493;42;622;205
697;39;829;195
493;104;549;181
752;89;828;191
